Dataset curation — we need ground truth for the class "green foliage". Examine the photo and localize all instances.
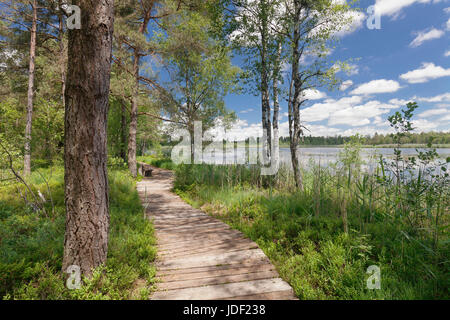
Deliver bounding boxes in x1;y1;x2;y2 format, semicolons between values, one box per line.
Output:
338;134;365;182
153;7;240;135
173;155;449;299
0;168;157;300
137;155;176;171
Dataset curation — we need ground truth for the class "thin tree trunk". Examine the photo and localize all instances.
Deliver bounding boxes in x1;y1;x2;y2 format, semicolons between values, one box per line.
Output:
23;0;37;176
121;101;127;162
62;0;114;278
58;4;66;107
272;42;282;173
261;72;271;165
288;0;304;191
260;13;271;165
127;7;153;177
128;53;139;177
190;130;195;164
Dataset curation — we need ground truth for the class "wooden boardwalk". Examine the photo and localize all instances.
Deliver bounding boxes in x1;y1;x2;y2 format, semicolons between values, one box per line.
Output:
137;167;296;300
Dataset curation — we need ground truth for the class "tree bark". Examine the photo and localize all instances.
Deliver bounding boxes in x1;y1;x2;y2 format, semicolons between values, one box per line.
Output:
260;3;271;164
127;5;154;177
23;0;37;176
62;0;114;278
272;44;281;174
288;0;304;191
128;52;139;177
58;3;66;108
121;101;127;162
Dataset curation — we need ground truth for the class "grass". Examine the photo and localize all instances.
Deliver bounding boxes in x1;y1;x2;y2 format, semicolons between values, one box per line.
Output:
0;166;157;300
137;155;177;171
170;161;449;300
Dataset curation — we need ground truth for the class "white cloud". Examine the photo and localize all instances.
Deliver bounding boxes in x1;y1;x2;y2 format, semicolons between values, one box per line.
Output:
412;118;440;132
301;95;400;127
240;108;255;114
328;100;400;126
206;119;263;141
389;98;415;105
303;89;327;100
340;80;354;91
301;96;364;122
351;79;402;95
309;1;366;38
336;11;366;37
400;63;450;83
447;18;450;30
417;107;449;118
340;126;393;137
374;0;443;18
416;92;450;102
445;50;450;57
373;116;386;126
410;28;445;47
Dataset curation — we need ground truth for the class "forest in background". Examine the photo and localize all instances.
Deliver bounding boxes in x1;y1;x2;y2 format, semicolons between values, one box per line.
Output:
281;132;450;147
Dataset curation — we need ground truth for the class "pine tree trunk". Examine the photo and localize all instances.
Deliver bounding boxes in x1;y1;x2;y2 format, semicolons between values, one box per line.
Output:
58;5;66;108
23;0;37;176
127;7;153;177
121;101;127;162
62;0;114;278
128;53;139;177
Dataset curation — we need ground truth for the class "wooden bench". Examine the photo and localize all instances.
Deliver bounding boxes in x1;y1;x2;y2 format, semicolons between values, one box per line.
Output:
137;162;153;177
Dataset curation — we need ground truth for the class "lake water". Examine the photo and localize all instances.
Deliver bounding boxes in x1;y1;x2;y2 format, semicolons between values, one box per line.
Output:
199;146;450;172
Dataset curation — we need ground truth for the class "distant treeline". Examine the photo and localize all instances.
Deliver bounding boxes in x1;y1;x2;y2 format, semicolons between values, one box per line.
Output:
160;131;450;147
279;131;450;146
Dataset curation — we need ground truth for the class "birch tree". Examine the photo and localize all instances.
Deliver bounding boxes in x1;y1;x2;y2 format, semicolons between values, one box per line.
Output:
282;0;355;189
228;0;285;164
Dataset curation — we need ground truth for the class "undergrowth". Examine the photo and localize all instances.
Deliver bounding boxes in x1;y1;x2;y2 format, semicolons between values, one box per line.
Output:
0;167;157;300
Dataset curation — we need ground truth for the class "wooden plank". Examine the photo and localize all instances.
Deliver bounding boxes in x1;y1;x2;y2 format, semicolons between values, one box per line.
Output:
156;226;235;239
137;167;297;301
160;243;259;260
157;249;267;270
157;221;227;231
151;278;293;300
156;230;246;246
159;263;276;282
158;270;279;291
156;224;231;236
157;260;273;277
160;239;258;258
222;290;297;300
154;217;219;227
158;229;244;244
157;236;253;252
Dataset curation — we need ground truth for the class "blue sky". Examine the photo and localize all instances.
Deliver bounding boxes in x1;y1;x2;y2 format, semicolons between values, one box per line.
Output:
223;0;450;138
